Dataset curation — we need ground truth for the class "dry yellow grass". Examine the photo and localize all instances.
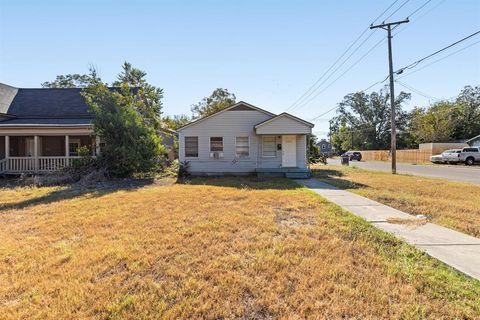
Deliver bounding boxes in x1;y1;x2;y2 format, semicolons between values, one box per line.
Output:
0;177;479;319
312;164;480;238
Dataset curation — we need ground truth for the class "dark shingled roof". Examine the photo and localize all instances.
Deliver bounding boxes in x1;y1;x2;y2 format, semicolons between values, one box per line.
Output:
7;88;91;117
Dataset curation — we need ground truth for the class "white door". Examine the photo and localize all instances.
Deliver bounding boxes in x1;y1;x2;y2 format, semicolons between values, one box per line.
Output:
282;135;297;167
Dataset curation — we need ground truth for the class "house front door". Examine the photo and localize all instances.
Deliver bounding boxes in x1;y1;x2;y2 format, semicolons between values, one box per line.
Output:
281;135;296;167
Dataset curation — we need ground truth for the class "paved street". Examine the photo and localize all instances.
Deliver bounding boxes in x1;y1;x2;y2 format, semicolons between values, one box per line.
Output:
327;159;480;185
296;179;480;280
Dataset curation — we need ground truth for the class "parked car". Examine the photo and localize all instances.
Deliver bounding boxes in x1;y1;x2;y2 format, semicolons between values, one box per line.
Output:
430;154;443;164
459;147;480;166
342;151;362;161
441;149;462;164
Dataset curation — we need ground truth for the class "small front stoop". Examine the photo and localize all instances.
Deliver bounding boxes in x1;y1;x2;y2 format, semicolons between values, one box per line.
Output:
256;167;311;179
285;171;311;179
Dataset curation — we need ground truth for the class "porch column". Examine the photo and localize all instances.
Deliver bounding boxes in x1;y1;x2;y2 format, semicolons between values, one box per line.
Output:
5;136;9;171
34;136;39;171
95;136;101;156
65;135;70;165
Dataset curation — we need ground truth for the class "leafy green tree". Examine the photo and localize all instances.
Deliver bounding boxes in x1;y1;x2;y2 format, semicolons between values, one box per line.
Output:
191;88;236;119
307;134;321;163
163;114;191;130
330;88;411;150
451;85;480;139
83;80;165;178
410;102;455;143
41;71;99;88
113;62;164;130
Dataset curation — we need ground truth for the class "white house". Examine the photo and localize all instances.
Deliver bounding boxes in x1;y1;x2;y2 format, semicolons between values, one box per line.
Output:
177;101;314;178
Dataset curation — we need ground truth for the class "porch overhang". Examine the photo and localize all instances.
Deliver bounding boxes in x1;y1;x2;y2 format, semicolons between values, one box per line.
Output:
0;118;94;135
254;113;314;135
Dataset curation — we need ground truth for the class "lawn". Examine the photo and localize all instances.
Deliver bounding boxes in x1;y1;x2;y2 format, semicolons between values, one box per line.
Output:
0;177;479;319
311;164;480;238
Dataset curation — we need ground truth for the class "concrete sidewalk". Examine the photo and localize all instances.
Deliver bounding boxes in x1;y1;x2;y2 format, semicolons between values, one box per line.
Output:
295;179;480;280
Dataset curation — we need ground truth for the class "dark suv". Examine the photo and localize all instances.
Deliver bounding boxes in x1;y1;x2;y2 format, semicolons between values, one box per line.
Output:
342;151;362;161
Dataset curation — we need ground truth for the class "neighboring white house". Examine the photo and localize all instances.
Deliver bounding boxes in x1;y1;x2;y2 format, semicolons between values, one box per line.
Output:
177;101;314;178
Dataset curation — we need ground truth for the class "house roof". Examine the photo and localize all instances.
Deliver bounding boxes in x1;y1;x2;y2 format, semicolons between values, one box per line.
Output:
466;134;480;143
254;112;315;129
176;101;276;131
4;87;92;117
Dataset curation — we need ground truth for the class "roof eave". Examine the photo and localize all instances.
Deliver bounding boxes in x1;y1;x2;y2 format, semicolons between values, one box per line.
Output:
177;101;276;131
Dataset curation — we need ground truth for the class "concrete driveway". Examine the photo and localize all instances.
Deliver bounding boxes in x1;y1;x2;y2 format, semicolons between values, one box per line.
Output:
328;159;480;185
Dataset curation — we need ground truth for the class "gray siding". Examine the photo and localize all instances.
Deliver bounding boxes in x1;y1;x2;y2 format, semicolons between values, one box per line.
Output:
178;109;310;174
179;110;273;173
296;135;307;167
256;115;312;134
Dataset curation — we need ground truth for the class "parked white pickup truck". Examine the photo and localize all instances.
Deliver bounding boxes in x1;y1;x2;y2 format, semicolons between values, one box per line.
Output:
459;147;480;166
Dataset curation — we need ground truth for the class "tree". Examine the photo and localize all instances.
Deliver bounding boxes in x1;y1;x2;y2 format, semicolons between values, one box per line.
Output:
41;72;98;88
410;102;455;143
82;79;165;178
191;88;236;119
113;62;164;130
330;87;411;151
307;134;321;163
163;114;190;130
451;85;480;139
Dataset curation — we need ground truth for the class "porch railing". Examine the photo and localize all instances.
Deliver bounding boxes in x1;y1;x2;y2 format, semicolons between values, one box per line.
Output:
0;158;7;174
2;156;83;174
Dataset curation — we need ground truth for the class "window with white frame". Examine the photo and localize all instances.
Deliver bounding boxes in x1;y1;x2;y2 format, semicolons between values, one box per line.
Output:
69;139;81;156
236;136;249;158
262;136;276;157
185;136;198;157
210;137;223;152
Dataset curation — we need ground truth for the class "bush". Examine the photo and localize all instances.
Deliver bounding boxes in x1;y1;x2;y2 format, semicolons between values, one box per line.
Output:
83;83;166;178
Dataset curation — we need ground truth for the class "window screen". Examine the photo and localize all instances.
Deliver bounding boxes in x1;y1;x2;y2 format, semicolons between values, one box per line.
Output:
262;136;276;157
185;136;198;157
210;137;223;152
236;137;249;157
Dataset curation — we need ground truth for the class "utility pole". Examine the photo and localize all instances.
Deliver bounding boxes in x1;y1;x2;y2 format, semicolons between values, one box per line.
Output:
329;120;332;146
370;19;408;174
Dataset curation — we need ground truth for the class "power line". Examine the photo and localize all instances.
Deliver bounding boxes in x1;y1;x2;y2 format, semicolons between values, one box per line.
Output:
394;0;447;36
295;35;388;111
396;30;480;74
361;32;480;93
395;80;438;100
382;0;411;21
397;39;480;79
405;0;433;19
286;0;401;111
291;1;417;113
288;30;380;111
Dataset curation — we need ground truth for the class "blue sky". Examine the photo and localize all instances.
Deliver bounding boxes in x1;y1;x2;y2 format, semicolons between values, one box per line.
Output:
1;0;479;137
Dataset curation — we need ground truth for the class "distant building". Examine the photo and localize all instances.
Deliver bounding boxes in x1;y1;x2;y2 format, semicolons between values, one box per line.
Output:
317;139;332;155
466;134;480;147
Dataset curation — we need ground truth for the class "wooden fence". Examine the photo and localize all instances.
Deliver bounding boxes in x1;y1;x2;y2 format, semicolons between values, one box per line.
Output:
360;149;433;164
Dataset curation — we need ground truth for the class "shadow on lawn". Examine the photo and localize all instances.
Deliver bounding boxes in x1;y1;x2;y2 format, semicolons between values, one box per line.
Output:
176;176;303;190
0;178;156;211
311;167;367;190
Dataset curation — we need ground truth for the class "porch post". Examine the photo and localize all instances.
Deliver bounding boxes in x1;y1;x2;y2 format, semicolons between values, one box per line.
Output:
34;135;39;171
5;136;9;171
65;135;70;165
95;135;101;156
